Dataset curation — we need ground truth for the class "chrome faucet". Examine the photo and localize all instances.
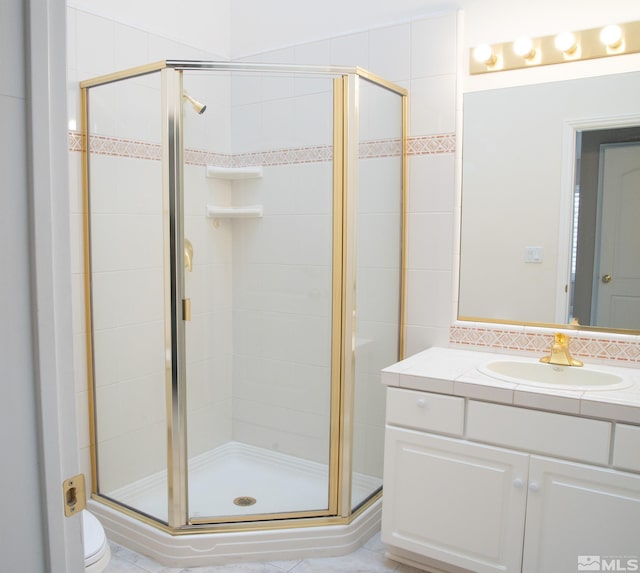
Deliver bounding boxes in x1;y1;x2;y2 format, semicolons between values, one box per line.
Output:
540;333;583;367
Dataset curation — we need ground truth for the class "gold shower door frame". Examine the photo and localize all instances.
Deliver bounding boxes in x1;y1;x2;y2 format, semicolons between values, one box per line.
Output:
81;60;407;533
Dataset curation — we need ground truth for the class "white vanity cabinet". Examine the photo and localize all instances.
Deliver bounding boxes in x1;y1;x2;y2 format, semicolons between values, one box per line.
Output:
522;456;640;573
382;387;640;573
383;426;529;573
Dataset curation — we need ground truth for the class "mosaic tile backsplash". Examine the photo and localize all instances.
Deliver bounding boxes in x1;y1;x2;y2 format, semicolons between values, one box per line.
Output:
450;323;640;365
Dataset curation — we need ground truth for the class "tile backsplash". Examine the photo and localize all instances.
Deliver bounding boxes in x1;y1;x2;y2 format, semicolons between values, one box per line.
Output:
450;322;640;365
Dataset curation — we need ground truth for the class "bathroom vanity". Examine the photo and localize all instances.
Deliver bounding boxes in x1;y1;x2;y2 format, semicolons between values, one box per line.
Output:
381;347;640;573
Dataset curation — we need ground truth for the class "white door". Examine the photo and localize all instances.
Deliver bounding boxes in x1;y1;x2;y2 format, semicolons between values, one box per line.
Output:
522;455;640;573
382;427;529;573
593;143;640;328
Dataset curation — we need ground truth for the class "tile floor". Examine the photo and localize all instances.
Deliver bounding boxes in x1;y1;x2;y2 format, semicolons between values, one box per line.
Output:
105;531;426;573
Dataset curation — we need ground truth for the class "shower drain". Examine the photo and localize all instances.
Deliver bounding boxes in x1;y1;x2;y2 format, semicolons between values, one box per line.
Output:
233;496;257;507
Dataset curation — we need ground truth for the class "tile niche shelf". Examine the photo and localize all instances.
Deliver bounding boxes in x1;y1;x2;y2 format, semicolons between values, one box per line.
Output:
205;164;263;220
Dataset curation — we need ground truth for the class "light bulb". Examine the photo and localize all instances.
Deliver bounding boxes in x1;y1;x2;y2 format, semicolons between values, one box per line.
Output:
554;32;577;54
600;24;623;49
473;44;496;65
513;37;535;60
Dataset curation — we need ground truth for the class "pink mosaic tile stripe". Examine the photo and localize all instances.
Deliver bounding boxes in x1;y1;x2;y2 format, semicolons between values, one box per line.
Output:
88;134;162;161
69;132;83;152
234;145;333;167
360;138;404;158
408;134;456;155
450;324;640;364
68;131;455;165
184;149;232;167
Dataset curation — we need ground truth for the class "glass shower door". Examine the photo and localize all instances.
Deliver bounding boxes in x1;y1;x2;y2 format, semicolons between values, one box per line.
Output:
351;77;404;510
182;69;337;522
85;70;169;522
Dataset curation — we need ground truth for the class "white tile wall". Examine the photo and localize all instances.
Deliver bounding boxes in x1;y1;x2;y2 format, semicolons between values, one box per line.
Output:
410;75;457;135
407;212;455;271
368;23;412;82
294;91;334;147
69;9;461;499
75;11;116;77
330;31;370;68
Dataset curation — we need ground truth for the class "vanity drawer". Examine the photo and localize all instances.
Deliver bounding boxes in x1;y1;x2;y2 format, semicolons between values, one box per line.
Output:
386;388;464;436
613;424;640;473
466;401;611;465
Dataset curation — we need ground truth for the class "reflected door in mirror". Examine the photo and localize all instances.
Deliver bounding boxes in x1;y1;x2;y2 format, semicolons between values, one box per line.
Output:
591;143;640;328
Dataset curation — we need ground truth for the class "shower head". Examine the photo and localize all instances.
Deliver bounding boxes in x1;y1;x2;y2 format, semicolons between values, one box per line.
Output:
183;91;207;115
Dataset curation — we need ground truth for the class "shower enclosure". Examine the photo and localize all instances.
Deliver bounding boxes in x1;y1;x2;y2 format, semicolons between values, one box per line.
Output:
81;60;405;535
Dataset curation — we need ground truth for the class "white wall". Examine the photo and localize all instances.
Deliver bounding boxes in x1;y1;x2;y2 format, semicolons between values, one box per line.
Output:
71;0;640;359
67;0;231;58
68;0;640;508
229;0;458;58
229;0;640;66
67;6;233;494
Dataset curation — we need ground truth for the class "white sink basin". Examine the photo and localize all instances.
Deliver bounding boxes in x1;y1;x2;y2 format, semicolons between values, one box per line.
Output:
478;360;631;391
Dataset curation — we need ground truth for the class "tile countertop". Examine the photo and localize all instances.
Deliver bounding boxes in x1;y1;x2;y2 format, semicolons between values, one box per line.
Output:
381;347;640;425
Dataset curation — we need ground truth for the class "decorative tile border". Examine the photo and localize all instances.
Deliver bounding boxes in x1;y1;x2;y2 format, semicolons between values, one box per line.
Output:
234;145;333;167
88;135;162;161
407;134;456;155
68;132;454;166
68;132;83;152
360;138;404;159
450;323;640;365
184;149;232;167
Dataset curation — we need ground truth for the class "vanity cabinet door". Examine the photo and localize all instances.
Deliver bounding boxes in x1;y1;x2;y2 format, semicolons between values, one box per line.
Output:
382;427;529;573
522;456;640;573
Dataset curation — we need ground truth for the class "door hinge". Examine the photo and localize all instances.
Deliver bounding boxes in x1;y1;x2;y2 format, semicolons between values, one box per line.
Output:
63;474;86;517
182;298;191;321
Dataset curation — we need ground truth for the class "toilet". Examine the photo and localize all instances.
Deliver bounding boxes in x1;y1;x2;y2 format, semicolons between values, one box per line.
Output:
82;510;111;572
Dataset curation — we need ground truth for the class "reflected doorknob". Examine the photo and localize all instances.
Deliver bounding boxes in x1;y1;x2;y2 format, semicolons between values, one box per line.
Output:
602;274;612;283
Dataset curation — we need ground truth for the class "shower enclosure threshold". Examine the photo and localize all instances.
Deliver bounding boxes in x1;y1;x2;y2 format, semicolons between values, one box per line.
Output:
90;490;381;568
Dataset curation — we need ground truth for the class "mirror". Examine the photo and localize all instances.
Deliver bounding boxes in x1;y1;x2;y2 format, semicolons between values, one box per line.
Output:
459;71;640;332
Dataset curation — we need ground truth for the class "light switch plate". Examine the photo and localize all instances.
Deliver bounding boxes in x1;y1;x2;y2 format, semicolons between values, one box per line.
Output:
524;246;543;263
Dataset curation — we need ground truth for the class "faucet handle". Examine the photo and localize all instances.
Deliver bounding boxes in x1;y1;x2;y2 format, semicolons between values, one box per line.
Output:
540;332;583;367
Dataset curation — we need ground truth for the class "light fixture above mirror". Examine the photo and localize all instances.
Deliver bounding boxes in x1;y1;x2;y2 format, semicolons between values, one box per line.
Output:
470;20;640;74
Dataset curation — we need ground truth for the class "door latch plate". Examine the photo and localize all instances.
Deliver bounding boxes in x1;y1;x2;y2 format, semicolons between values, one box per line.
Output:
63;474;86;517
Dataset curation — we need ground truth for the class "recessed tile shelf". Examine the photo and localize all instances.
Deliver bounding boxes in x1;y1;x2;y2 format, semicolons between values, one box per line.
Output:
206;204;263;219
205;165;263;179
